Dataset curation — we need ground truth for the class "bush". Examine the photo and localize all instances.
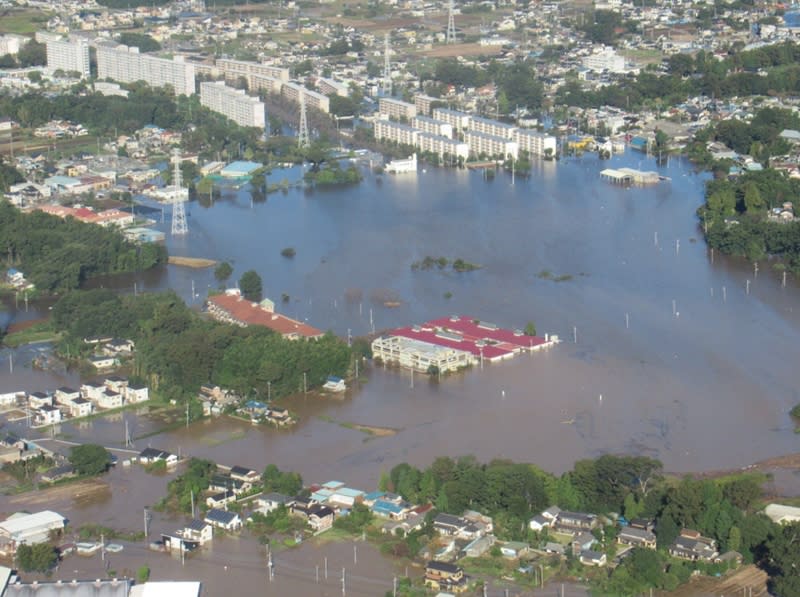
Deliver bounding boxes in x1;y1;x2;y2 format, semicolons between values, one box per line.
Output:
280;247;296;258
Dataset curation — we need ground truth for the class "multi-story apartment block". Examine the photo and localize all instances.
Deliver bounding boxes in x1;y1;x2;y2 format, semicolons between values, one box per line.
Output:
96;44;195;96
412;116;453;139
583;47;626;73
379;97;417;121
282;82;330;113
414;94;439;116
374;119;419;147
216;59;290;85
432;108;471;133
514;129;557;157
0;34;28;56
465;130;518;160
250;74;284;96
45;36;90;78
200;81;266;129
317;77;349;97
468;116;516;140
417;132;469;161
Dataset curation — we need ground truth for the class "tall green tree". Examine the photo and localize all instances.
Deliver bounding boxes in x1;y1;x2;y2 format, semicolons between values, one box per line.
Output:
239;270;263;301
69;444;112;476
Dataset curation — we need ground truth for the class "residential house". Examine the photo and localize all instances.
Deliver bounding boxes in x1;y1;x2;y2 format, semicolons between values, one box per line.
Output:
204;508;242;531
35;405;62;426
138;448;177;466
382;512;426;536
543;542;566;556
206;490;237;509
463;511;493;535
424;561;468;593
89;355;118;370
715;551;743;567
103;338;134;356
40;464;75;483
97;389;123;409
541;506;561;523
628;518;656;532
371;499;408;520
555;511;598;534
433;513;469;536
54;387;80;405
209;474;247;495
528;514;550;532
618;526;657;550
579;550;607;566
328;488;365;509
104;376;128;394
500;541;530;559
307;504;335;532
125;384;149;403
183;519;213;545
28;392;53;409
669;529;718;562
80;381;105;401
256;493;291;514
571;532;597;556
69;397;93;418
230;465;260;484
463;534;495;558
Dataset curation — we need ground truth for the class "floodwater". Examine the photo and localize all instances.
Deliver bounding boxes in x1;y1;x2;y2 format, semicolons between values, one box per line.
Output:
3;152;800;484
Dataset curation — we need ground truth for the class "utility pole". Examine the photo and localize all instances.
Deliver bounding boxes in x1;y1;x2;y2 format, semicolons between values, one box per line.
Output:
341;568;346;596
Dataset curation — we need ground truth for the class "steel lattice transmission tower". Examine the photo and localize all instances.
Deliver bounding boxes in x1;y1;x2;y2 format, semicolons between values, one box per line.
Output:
297;93;310;149
382;32;391;95
170;150;188;237
446;0;456;44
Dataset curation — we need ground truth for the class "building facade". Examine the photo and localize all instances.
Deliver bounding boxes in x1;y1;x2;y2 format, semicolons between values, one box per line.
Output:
465;130;518;160
515;129;557;157
45;37;90;78
468;116;516;140
373;119;419;147
412;116;453;138
200;81;266;128
96;44;196;96
417;132;469;161
215;58;290;84
317;77;349;97
432;108;471;133
379;97;417;121
281;82;330;113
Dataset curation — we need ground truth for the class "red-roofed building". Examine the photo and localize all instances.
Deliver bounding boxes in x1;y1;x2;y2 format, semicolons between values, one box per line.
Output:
371;316;557;373
207;290;324;340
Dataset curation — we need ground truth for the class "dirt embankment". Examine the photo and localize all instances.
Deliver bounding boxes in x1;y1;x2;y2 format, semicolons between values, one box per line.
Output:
168;256;217;268
5;478;108;508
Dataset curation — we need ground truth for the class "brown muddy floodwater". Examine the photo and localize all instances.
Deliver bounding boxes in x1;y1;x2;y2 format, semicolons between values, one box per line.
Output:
2;153;800;594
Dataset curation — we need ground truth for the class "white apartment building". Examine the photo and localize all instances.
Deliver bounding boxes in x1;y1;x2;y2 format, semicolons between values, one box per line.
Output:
514;129;557;157
583;47;626;73
417;132;469;161
374;119;419;147
379;97;417;121
317;77;349;97
200;81;266;129
0;34;28;56
412;116;453;139
216;58;290;85
432;108;471;133
282;82;330;113
414;94;438;116
465;130;518;160
45;37;90;78
96;44;196;96
372;335;474;374
250;74;284;96
468;116;516;140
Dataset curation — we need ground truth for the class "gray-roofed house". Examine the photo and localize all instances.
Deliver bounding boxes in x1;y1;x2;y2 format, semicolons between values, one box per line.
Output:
256;493;291;514
579;550;607;566
183;519;213;545
618;526;657;550
204;508;242;531
669;529;718;562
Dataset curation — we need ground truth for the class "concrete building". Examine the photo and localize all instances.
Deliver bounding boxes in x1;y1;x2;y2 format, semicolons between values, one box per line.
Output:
414;94;439;116
417;132;469;161
465;130;518;160
96;44;195;96
372;334;474;373
514;129;557;157
281;82;330;113
432;107;471;133
216;59;290;84
200;81;265;129
583;47;626;73
45;36;90;78
0;34;28;56
317;77;349;97
373;119;419;147
412;115;453;138
379;97;417;121
249;74;284;96
468;116;516;140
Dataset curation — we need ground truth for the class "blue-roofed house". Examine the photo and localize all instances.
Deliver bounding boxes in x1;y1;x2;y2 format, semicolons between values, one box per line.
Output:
311;488;335;504
362;491;386;507
321;480;345;491
220;161;261;178
371;499;408;520
329;487;365;509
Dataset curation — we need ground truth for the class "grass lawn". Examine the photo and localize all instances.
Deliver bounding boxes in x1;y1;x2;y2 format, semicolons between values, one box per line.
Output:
2;321;59;347
0;10;50;35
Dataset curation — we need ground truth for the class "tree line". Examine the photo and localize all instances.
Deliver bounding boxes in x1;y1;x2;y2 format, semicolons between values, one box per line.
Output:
381;455;797;596
51;288;352;404
0;201;166;293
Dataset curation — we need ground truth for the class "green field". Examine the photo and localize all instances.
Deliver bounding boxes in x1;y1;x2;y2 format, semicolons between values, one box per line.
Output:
0;10;50;35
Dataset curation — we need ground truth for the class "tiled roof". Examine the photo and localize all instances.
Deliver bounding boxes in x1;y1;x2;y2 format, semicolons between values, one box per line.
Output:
208;294;323;339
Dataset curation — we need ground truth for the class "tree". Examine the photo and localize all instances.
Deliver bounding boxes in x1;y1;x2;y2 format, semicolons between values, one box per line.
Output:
214;261;233;282
743;182;765;213
137;565;150;583
68;444;112;476
524;322;537;336
765;521;800;597
239;270;263;301
16;543;58;572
